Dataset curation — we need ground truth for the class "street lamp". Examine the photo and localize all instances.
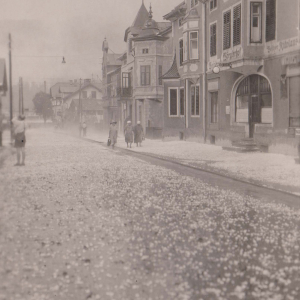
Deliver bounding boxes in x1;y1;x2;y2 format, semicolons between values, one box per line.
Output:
199;0;209;143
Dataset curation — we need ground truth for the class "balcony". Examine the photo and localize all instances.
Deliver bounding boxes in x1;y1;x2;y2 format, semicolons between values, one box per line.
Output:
116;87;133;98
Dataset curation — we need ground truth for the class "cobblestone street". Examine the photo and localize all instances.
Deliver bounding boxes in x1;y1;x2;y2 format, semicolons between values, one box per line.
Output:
0;129;300;300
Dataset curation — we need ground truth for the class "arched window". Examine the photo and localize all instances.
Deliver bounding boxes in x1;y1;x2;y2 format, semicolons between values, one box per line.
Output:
235;75;272;124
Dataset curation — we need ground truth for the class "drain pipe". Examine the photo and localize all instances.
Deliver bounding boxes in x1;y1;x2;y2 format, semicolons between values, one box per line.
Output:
200;0;208;143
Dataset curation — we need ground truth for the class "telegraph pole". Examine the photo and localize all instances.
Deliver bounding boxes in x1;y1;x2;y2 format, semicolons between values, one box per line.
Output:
9;33;13;142
19;77;24;115
79;78;82;137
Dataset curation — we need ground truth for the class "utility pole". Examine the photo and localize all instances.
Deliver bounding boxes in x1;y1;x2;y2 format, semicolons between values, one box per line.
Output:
19;77;24;115
9;33;13;142
200;0;208;143
44;81;46;93
79;78;82;137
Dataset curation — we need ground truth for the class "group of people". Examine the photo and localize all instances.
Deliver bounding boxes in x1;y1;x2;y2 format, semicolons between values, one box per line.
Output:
108;120;144;149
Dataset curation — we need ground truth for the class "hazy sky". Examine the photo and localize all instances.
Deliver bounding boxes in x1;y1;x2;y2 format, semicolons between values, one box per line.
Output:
0;0;178;87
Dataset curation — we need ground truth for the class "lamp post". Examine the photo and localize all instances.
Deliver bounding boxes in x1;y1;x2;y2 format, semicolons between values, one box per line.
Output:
8;33;13;142
78;78;82;137
200;0;209;144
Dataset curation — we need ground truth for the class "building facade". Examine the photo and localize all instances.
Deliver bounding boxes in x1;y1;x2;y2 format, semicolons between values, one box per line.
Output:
163;0;205;141
205;0;300;155
118;3;173;138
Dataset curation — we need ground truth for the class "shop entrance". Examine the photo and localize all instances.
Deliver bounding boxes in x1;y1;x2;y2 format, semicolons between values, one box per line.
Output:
236;75;272;138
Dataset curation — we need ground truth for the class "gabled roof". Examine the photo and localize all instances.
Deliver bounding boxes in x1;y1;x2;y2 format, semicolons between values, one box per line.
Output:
63;83;102;101
162;54;180;80
0;59;8;93
184;7;200;21
50;82;78;98
59;86;78;94
71;99;103;111
163;1;187;21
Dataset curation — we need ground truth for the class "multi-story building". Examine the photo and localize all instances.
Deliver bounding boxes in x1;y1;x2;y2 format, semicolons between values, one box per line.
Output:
117;2;173;137
162;0;205;141
204;0;300;155
101;38;122;130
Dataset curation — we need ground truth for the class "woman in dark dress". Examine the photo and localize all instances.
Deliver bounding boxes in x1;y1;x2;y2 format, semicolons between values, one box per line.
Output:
134;121;144;147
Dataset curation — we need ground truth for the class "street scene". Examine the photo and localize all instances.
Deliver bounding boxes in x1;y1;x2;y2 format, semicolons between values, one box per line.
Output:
1;0;300;300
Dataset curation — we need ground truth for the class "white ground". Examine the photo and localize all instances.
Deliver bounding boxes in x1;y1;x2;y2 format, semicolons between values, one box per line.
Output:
86;130;300;194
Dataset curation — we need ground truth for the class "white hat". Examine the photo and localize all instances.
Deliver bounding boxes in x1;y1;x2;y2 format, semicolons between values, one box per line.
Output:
127;120;131;124
137;121;141;124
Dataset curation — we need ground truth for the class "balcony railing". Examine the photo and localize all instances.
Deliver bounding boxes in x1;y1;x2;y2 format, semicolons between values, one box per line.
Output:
116;87;133;97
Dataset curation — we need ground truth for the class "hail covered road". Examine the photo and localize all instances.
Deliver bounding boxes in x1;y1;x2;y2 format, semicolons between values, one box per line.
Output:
0;128;299;300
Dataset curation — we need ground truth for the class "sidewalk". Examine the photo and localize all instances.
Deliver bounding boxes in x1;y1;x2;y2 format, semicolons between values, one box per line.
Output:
86;129;300;196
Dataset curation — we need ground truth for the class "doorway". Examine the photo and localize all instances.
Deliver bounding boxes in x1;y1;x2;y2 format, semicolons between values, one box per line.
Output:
236;75;272;138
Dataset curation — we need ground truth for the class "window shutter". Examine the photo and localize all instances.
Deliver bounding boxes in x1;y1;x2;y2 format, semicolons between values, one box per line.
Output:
223;11;231;50
210;23;217;56
170;89;178;116
183;32;188;61
159;65;162;86
233;4;241;46
266;0;276;42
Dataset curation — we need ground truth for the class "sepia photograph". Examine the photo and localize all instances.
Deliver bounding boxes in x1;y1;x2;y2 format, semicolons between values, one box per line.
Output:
0;0;300;299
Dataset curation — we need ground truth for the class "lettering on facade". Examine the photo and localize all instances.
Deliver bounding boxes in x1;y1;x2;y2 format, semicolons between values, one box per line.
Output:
265;37;299;56
222;46;243;62
282;54;300;65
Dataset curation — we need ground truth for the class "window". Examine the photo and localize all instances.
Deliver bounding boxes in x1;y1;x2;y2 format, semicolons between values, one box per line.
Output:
179;39;184;65
122;73;129;88
91;91;96;98
289;76;300;127
180;88;185;116
266;0;276;42
158;65;163;86
191;85;200;116
210;92;218;123
250;2;262;43
189;31;199;59
223;11;231;50
169;88;178;116
210;23;217;57
142;48;149;54
81;91;87;99
210;0;217;11
141;65;150;86
233;4;241;46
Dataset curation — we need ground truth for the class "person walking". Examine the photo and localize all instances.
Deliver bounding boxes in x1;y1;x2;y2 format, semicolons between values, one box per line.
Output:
134;121;144;147
124;120;134;148
12;115;26;166
109;121;118;149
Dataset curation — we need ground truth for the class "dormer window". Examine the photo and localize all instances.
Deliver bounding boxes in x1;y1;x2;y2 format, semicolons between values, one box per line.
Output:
142;48;149;54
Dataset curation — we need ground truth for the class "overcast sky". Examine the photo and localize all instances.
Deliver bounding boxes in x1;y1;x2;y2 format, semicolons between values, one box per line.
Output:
0;0;178;87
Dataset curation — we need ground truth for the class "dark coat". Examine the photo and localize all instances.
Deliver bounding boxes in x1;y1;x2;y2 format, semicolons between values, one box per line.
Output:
124;124;134;143
134;124;144;143
109;124;118;144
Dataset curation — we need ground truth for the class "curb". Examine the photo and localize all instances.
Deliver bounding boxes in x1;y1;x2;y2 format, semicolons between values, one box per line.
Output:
83;136;300;199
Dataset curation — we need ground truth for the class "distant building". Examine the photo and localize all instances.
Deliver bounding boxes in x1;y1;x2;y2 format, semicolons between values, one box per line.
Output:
101;38;123;130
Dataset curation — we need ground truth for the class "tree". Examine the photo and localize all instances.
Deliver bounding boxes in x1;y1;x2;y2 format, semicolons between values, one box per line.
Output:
32;92;53;123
